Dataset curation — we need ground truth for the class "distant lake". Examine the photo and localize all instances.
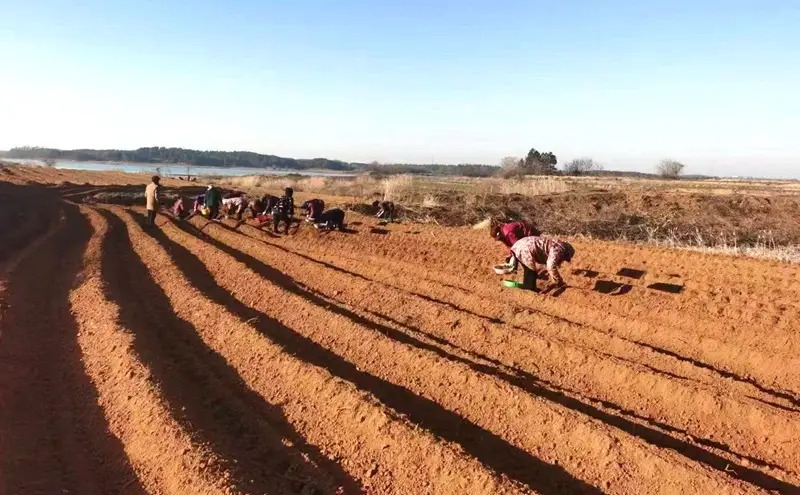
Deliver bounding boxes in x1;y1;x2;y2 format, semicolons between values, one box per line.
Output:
3;159;356;178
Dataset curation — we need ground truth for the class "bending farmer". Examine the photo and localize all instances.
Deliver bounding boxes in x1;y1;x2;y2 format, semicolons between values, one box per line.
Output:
313;208;346;231
300;199;325;222
372;200;396;222
509;236;575;291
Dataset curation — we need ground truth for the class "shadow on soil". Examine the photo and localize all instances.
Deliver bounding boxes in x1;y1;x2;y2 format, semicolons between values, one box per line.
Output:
184;216;795;493
232;222;800;412
99;210;357;495
592;280;633;296
616;268;646;279
214;221;799;493
144;212;603;495
0;201;146;494
647;282;684;294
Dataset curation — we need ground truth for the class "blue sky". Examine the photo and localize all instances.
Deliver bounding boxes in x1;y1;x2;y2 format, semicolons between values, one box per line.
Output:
1;1;799;177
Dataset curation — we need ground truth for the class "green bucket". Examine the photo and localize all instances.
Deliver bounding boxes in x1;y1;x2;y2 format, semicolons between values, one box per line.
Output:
502;280;524;289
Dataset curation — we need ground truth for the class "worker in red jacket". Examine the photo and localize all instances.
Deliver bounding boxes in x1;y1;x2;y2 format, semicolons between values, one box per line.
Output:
300;199;325;222
491;219;540;267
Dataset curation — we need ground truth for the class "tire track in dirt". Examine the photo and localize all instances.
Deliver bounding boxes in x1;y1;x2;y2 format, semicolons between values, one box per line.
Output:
187;215;800;488
269;222;800;402
0;201;146;495
107;207;527;495
150;211;778;494
97;209;353;495
191;219;800;479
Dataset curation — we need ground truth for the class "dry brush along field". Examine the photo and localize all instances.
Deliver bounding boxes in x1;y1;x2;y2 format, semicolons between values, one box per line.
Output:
1;166;799;494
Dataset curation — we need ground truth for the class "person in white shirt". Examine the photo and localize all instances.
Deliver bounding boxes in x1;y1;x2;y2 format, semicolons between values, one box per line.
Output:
144;176;160;227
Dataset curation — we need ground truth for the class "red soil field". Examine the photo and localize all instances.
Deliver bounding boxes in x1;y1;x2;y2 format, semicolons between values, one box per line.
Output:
1;166;798;494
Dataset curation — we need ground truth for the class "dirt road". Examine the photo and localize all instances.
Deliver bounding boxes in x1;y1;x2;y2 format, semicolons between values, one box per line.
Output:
1;168;798;494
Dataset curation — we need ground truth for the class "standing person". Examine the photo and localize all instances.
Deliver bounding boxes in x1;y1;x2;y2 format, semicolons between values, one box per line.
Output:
145;176;160;227
313;208;346;231
204;185;222;220
272;187;295;234
372;200;396;222
491;219;540;267
508;236;575;292
300;199;325;222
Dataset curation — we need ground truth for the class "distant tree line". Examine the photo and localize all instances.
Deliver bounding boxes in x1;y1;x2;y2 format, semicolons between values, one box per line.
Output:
5;145;693;179
6;146;356;171
363;162;499;178
499;147;560;178
6;146;502;177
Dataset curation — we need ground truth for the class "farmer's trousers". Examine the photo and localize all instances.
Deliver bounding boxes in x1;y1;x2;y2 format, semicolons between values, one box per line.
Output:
521;264;538;291
274;213;292;234
147;209;157;227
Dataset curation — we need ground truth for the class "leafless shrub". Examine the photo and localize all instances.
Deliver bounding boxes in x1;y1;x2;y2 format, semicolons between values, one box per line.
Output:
657;159;685;179
563;157;602;176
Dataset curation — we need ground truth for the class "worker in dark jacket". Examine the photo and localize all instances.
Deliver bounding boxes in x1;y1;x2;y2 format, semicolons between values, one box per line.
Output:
272;187;295;234
247;194;279;220
313;208;346;231
372;200;396;222
204;185;222;220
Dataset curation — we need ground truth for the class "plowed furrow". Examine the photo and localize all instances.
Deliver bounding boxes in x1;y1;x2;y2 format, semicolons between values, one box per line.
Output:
306;221;800;337
344;250;800;413
145;210;783;494
0;202;145;495
232;218;799;413
292;223;800;356
97;209;344;495
190;216;800;479
260;222;800;401
105;206;524;495
191;217;800;476
0;184;58;266
572;239;800;294
71;206;244;494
